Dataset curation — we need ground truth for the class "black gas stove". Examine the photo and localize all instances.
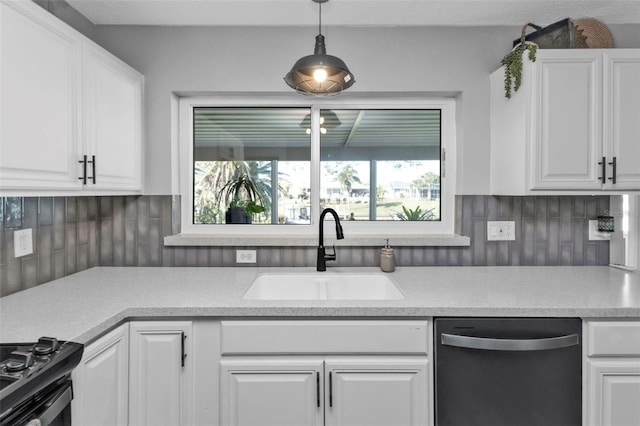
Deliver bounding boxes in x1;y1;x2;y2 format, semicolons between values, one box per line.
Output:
0;337;83;426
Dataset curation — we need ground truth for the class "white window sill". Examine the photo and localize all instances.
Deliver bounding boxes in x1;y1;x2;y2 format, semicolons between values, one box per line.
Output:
164;234;470;247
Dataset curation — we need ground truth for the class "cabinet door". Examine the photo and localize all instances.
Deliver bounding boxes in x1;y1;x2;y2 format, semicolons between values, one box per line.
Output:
586;358;640;426
531;52;602;190
603;50;640;190
129;321;193;426
220;358;324;426
83;41;143;191
72;323;129;426
325;358;429;426
0;0;82;190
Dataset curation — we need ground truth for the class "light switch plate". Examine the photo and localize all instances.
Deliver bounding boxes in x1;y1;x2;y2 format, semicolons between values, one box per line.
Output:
487;221;516;241
14;228;33;257
588;220;611;240
236;250;257;264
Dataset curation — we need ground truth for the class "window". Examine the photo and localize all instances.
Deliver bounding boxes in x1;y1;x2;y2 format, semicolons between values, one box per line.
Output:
192;107;311;225
178;97;456;237
319;109;442;222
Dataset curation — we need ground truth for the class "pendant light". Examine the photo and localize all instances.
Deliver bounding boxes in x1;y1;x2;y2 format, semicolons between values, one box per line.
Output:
284;0;355;96
300;110;341;134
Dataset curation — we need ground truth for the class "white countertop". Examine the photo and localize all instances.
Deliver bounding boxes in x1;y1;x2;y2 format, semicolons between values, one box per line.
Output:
1;266;638;344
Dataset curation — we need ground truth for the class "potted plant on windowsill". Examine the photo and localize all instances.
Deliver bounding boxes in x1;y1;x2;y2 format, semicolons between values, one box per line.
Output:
218;173;266;224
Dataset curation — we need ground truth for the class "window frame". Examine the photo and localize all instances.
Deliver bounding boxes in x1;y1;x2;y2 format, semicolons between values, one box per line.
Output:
178;96;457;237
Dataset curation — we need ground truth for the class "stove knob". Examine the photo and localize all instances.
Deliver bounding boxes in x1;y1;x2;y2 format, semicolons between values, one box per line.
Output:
33;337;59;356
5;351;34;372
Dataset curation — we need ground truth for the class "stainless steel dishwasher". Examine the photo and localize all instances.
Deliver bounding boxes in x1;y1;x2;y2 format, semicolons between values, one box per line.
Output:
434;317;581;426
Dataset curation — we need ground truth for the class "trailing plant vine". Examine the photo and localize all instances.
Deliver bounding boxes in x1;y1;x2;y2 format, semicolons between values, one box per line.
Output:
501;43;537;99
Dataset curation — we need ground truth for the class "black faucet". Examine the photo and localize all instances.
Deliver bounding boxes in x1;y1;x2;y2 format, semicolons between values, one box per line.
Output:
317;208;345;271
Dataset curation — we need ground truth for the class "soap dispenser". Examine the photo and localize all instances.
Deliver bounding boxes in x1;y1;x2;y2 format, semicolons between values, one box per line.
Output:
380;239;395;272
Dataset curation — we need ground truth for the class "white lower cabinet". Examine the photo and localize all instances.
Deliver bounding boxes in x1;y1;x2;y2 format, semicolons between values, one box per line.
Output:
586;359;640;426
219;320;431;426
72;323;129;426
220;357;428;426
129;321;194;426
72;320;216;426
584;320;640;426
325;358;428;426
221;358;324;426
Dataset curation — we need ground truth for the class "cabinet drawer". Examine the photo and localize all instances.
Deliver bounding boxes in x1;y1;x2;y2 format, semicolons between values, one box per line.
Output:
220;320;429;355
586;321;640;356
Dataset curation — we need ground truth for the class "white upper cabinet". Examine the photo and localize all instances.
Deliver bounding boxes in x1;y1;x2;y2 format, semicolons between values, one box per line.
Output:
603;50;640;190
83;41;143;191
0;0;83;191
490;49;640;194
532;52;602;190
0;0;143;194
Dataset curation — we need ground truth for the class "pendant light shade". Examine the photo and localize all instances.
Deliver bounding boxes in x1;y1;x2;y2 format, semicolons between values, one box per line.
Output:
284;0;355;96
299;110;341;134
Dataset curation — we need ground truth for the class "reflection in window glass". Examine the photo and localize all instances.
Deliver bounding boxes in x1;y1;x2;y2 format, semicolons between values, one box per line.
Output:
320;109;441;221
192;107;311;224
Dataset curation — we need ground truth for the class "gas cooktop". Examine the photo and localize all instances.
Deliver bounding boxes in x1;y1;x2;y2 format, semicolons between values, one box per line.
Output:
0;337;83;424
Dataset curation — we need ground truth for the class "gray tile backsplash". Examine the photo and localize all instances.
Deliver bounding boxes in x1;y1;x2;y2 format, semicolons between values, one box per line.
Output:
0;195;610;296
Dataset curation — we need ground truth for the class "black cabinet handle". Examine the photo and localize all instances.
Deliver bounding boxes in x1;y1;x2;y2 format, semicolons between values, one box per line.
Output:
181;332;186;367
78;155;96;185
89;155;96;184
608;157;617;184
598;156;606;182
78;155;87;184
316;372;320;408
329;371;333;407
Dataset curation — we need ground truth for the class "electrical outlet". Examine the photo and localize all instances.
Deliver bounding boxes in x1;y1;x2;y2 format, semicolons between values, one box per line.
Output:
14;228;33;257
236;250;257;264
487;221;516;241
588;220;611;241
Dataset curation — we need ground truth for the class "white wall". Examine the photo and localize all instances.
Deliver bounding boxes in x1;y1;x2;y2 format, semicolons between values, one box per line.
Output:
93;25;640;195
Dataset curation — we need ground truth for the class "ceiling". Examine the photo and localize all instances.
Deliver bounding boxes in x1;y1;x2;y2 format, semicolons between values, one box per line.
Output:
65;0;640;27
194;108;441;150
193;108;442;164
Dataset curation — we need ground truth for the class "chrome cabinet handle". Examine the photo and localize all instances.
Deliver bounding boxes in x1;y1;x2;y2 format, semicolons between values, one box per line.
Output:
441;333;579;351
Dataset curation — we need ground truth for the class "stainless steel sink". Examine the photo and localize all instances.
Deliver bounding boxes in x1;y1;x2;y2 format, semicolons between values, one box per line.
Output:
243;273;404;300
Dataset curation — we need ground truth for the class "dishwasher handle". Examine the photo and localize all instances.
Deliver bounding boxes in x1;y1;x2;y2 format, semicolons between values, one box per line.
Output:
441;333;579;351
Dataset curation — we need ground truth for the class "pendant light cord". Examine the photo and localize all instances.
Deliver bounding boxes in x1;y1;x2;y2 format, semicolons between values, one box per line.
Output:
318;1;322;36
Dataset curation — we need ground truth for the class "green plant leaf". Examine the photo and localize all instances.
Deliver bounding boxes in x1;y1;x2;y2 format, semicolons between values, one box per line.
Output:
393;205;435;221
501;44;537;99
